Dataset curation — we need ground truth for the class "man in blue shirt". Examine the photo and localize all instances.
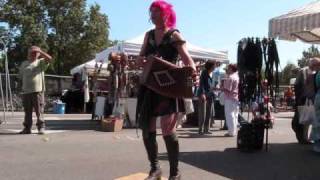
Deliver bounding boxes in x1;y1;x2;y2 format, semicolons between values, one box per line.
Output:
197;61;218;135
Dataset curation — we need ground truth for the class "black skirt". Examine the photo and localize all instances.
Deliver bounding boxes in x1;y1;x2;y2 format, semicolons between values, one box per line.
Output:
136;85;185;130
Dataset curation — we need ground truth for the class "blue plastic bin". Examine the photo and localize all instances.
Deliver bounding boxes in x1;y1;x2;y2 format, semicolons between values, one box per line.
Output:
53;102;65;114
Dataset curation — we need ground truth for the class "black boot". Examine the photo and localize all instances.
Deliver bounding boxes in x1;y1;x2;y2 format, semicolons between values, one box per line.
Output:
163;133;180;180
143;132;162;180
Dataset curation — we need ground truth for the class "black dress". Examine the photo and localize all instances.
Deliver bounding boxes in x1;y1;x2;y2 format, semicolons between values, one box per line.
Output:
136;29;186;130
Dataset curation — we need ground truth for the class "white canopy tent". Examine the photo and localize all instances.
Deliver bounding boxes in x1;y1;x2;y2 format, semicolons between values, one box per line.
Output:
71;32;229;75
269;1;320;43
95;33;229;63
70;59;109;76
69;32;229;120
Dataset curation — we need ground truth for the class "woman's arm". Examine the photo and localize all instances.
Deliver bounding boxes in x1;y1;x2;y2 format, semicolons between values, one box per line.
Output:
172;31;196;71
137;31;150;67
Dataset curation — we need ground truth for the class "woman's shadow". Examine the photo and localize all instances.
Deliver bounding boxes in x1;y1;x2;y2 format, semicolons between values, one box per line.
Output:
158;143;320;180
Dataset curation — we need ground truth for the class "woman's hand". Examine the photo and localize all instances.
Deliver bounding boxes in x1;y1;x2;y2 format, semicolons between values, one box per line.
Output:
211;87;221;91
191;69;199;86
200;94;206;101
136;55;147;67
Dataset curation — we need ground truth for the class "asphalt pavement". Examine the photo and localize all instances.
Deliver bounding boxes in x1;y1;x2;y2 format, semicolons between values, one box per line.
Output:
0;112;319;180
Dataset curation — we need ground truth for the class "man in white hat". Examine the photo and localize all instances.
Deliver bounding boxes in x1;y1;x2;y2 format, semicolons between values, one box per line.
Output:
18;46;52;134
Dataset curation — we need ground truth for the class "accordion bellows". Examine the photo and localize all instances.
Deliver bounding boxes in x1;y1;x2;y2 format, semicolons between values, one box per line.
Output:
141;56;194;98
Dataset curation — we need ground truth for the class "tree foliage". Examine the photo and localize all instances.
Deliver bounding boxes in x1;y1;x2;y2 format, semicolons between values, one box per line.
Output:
297;45;320;68
0;0;110;74
279;63;298;85
0;25;14;70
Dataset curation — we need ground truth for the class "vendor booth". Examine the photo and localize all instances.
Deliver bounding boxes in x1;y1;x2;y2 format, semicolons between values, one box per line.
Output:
268;0;320;147
100;33;228;126
64;59;110;114
70;59;109;76
70;32;229;127
95;33;229;63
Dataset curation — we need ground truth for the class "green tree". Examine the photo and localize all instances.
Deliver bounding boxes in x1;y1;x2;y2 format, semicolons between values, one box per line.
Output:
79;4;110;63
0;0;110;75
0;54;4;70
280;63;298;85
1;0;48;73
297;45;320;68
0;26;7;70
109;39;119;46
44;0;88;74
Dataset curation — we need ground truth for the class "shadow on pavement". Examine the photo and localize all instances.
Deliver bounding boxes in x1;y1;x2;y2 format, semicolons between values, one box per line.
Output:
177;133;227;139
159;143;320;180
0;132;21;135
176;128;228;138
45;120;100;131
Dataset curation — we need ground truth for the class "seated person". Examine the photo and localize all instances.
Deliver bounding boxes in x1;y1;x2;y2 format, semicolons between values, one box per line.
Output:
251;96;274;127
285;87;294;107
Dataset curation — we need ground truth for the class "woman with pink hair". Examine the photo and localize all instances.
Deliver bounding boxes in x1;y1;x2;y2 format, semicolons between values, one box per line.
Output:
136;1;196;179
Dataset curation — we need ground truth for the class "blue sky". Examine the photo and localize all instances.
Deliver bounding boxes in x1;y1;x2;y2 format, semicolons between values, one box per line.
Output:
87;0;318;69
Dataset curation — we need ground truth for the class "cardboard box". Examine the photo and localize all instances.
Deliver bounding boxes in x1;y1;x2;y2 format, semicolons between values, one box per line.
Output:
101;117;123;132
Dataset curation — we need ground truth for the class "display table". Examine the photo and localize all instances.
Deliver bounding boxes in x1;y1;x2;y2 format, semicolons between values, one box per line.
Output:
93;97;225;128
125;98;137;127
124;98;161;128
185;99;226;126
94;96;106;117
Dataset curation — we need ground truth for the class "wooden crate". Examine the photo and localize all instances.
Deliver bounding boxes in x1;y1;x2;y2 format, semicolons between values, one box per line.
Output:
101;117;123;132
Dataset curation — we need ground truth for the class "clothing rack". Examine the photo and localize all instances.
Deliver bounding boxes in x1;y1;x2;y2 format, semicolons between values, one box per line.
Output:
237;37;280;152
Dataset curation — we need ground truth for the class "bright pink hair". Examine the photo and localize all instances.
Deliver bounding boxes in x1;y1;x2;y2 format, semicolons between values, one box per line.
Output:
150;0;176;29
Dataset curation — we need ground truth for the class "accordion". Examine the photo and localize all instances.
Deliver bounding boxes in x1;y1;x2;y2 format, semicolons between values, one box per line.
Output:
140;56;194;98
